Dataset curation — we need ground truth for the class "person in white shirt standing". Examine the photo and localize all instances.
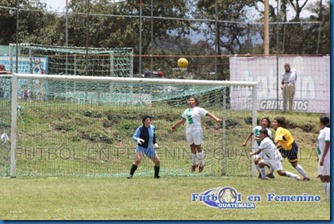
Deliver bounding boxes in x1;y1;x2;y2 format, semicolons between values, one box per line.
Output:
281;63;297;111
172;96;222;173
317;116;330;199
250;129;301;181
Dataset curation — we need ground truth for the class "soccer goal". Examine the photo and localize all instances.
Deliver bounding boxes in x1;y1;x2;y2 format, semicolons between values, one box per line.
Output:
5;73;257;178
8;43;133;77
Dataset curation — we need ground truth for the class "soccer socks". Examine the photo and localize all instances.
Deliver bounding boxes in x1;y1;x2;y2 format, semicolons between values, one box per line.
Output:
129;164;138;176
197;152;205;166
255;164;261;173
269;166;274;173
285;171;299;179
323;183;328;197
294;164;308;178
129;165;161;178
154;166;160;178
259;167;266;179
191;153;197;165
323;182;330;199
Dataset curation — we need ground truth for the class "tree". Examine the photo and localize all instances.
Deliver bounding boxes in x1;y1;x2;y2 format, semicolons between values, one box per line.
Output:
0;0;63;45
256;0;329;54
195;0;258;55
194;0;259;79
66;0;191;73
0;0;17;44
0;0;329;77
305;0;330;54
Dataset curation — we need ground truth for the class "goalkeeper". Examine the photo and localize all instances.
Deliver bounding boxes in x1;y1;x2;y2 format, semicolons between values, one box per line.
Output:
127;115;160;179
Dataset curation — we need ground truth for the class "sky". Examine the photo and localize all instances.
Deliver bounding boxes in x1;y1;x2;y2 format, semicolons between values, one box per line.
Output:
42;0;66;12
42;0;319;17
42;0;126;12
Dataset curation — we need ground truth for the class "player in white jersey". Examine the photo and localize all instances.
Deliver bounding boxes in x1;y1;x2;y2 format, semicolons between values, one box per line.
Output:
172;96;222;173
317;116;330;199
250;129;301;181
242;117;274;178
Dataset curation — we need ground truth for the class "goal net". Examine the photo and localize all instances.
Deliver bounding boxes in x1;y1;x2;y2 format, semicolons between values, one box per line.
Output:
8;43;133;77
2;74;257;178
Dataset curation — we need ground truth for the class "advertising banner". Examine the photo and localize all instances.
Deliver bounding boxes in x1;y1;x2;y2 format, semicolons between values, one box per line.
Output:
230;56;330;113
0;56;48;100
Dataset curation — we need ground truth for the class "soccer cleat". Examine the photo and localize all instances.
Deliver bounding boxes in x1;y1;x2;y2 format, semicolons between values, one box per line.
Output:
198;165;205;173
258;173;262;179
154;176;161;179
303;177;310;181
266;173;275;179
127;175;133;179
295;176;302;181
191;164;198;172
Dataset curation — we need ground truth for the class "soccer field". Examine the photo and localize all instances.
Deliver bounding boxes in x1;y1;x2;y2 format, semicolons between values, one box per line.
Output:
0;98;330;220
0;174;330;220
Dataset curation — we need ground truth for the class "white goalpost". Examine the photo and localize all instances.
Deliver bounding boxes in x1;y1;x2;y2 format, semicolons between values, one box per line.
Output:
8;73;258;178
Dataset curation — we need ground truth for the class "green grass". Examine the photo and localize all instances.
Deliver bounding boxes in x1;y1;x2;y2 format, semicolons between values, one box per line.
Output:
0;175;330;220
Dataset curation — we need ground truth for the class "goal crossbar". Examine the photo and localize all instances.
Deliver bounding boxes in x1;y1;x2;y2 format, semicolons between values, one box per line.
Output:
12;73;258;86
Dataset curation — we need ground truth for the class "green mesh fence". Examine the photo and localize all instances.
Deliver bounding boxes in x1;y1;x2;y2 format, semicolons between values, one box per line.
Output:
0;82;11;176
8;43;133;77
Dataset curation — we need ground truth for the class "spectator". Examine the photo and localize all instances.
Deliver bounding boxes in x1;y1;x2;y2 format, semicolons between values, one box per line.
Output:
0;64;11;98
0;64;10;74
281;63;297;111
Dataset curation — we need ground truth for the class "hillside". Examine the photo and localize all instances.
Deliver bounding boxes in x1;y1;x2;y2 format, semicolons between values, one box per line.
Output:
2;101;322;178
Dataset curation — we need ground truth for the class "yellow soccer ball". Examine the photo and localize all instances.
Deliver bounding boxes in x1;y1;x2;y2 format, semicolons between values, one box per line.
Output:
177;58;188;69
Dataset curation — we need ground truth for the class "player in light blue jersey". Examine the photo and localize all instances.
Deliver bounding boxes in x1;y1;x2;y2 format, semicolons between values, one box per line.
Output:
127;115;160;179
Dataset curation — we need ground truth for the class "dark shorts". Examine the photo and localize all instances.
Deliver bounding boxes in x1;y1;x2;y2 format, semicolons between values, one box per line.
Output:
278;141;298;163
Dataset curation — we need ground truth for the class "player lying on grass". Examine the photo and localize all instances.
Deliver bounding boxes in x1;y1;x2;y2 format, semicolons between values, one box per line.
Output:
250;129;301;181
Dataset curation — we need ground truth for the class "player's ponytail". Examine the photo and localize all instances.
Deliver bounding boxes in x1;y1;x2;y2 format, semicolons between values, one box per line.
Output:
320;116;330;128
274;116;287;128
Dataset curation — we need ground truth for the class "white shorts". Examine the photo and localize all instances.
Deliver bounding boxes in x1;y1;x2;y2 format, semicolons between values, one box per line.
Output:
317;162;330;176
262;159;283;171
186;128;203;145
